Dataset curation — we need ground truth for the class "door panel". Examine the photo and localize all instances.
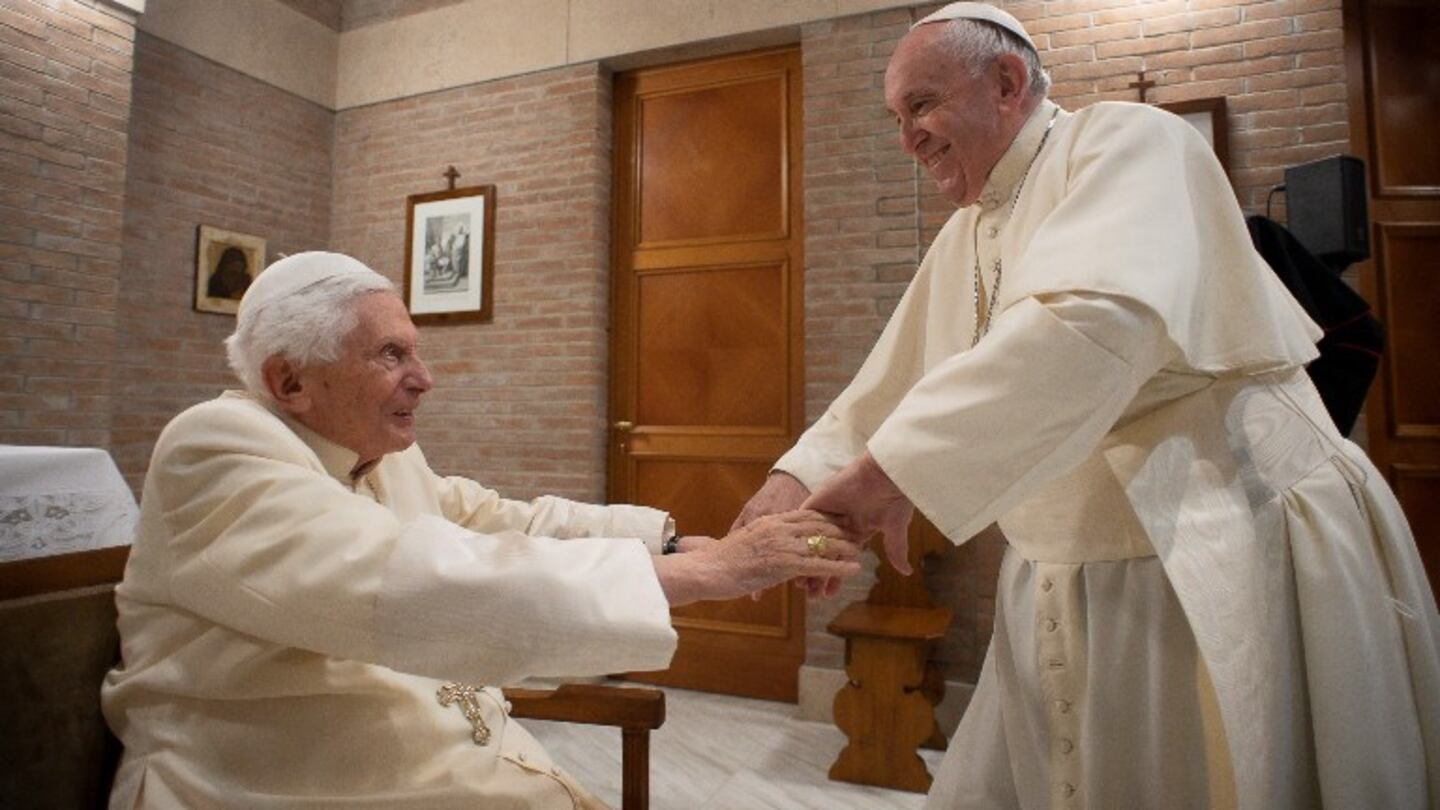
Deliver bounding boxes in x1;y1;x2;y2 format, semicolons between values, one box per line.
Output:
637;75;789;245
636;264;786;427
1374;225;1440;436
611;47;806;701
1345;0;1440;591
1366;3;1440;194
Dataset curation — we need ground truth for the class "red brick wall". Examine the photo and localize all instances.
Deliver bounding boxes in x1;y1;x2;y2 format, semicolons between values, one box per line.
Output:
798;0;1350;680
330;63;613;502
0;0;136;449
109;33;333;490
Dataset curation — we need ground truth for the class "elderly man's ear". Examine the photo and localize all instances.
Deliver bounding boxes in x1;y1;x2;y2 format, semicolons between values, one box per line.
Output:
993;52;1029;108
262;355;312;415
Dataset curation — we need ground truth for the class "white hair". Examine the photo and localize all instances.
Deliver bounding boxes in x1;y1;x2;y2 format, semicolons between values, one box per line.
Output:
936;18;1051;99
224;273;396;399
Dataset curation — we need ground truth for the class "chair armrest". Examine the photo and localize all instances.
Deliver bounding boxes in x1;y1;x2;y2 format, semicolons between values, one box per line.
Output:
502;684;665;731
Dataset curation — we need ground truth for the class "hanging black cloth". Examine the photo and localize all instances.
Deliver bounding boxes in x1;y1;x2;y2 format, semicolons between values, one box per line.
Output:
1246;215;1383;437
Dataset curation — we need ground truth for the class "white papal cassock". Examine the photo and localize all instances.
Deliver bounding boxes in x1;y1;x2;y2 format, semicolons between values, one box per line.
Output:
777;99;1440;809
102;392;678;809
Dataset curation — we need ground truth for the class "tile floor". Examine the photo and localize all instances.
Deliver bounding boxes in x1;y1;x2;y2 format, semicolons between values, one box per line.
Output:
524;682;944;810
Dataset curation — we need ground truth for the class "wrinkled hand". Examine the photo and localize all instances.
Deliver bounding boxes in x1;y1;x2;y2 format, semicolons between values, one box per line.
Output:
731;472;839;598
802;452;916;575
730;471;810;532
656;510;863;605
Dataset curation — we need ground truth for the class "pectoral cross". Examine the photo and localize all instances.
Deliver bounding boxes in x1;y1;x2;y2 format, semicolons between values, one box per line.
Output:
443;165;460;190
437;682;492;745
1129;71;1156;103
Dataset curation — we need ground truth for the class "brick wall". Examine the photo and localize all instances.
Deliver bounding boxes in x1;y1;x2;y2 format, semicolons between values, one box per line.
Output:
109;32;333;489
330;63;614;502
0;0;136;449
798;0;1350;681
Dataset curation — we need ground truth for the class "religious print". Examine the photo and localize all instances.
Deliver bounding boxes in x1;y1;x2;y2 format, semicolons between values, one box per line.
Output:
403;184;496;325
194;224;266;316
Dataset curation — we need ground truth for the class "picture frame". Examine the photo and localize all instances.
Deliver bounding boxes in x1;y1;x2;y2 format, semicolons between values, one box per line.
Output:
194;224;266;315
1160;96;1231;173
403;184;496;325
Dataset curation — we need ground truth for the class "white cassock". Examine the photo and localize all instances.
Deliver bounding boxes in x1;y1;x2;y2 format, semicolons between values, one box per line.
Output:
777;99;1440;809
101;392;677;809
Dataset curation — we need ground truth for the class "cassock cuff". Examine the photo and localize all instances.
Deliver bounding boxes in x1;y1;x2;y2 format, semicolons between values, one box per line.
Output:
526;496;671;555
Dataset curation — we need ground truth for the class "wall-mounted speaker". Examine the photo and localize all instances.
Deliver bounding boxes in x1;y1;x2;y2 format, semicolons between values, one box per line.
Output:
1284;155;1369;269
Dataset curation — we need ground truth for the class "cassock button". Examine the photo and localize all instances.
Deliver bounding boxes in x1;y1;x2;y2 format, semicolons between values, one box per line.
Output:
1058;738;1074;754
1062;782;1076;797
1054;699;1071;714
1044;618;1059;632
987;225;999;239
1040;578;1054;592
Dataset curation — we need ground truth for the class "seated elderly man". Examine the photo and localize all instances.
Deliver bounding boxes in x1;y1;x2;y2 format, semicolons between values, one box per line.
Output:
101;251;861;809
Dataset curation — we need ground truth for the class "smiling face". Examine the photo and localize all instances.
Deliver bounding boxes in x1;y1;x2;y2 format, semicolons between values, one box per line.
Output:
884;24;1027;207
294;292;433;465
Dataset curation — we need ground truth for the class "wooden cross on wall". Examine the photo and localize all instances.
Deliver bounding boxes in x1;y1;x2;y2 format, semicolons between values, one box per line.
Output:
443;165;460;190
1129;70;1156;103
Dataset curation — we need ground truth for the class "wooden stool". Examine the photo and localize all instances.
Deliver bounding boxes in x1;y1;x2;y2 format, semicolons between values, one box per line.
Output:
828;602;952;792
826;517;954;793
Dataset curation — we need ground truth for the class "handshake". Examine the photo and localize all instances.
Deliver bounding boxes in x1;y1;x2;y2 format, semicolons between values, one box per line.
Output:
653;451;915;606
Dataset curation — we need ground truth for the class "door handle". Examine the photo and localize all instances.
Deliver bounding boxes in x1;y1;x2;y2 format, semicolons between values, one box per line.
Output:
613;421;634;432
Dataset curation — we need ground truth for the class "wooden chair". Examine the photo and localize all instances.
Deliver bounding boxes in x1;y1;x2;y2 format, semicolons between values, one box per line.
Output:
0;546;664;810
504;683;665;810
827;517;953;793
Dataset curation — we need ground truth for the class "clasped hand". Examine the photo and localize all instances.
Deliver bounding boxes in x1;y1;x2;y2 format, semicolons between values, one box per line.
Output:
656;510;863;606
730;452;917;599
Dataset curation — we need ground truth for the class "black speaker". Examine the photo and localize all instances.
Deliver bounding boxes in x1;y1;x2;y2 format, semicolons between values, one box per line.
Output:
1284;155;1369;268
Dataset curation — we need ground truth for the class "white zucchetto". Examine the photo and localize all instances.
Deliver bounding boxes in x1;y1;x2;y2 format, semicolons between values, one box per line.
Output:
236;251;386;322
913;2;1037;51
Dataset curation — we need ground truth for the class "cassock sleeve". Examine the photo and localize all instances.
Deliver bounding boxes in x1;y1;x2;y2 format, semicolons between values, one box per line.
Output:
866;292;1172;543
151;406;676;685
774;260;934;489
434;475;672;555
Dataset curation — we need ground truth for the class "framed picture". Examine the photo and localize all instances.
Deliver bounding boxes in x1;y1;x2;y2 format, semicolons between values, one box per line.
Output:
194;225;266;315
403;184;496;325
1160;97;1230;173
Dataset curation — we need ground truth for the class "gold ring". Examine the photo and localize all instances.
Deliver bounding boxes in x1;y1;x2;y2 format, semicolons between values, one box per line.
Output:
806;535;829;556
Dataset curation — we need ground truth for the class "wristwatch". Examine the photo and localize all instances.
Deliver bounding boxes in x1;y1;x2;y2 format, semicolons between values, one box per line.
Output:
662;534;683;555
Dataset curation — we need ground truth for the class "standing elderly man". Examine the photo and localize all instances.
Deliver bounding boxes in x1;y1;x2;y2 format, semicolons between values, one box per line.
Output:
734;3;1440;808
102;251;862;809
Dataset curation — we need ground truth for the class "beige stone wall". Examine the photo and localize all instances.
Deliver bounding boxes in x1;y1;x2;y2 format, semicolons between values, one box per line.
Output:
137;0;338;107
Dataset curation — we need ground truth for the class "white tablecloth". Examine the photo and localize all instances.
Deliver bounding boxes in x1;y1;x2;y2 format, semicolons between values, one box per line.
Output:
0;445;138;562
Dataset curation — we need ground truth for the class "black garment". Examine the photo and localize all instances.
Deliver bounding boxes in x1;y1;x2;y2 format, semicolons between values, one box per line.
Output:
1247;215;1383;437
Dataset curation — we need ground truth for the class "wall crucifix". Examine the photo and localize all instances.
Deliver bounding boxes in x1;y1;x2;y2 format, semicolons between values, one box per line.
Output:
1129;70;1156;102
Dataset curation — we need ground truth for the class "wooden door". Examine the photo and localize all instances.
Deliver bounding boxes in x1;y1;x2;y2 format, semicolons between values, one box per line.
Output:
609;48;805;701
1344;0;1440;588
